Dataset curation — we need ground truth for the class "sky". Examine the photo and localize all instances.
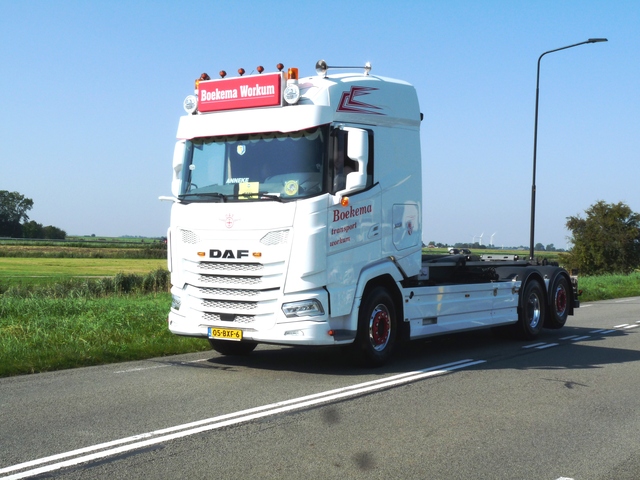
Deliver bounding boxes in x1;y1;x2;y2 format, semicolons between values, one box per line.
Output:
1;0;638;248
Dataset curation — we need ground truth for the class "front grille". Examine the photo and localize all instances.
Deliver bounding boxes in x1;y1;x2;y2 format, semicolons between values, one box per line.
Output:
197;287;259;297
202;299;257;310
179;233;287;330
204;312;255;324
181;229;199;244
199;275;262;285
198;262;263;272
260;229;289;246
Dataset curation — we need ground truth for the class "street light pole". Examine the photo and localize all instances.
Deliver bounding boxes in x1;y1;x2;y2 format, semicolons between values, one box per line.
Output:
529;38;607;261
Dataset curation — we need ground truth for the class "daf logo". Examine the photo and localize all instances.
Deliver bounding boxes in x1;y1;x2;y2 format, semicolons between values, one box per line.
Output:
210;249;249;259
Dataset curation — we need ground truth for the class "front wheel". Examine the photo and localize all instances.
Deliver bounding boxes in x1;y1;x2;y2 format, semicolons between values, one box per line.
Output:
353;286;397;367
515;279;546;339
208;339;257;356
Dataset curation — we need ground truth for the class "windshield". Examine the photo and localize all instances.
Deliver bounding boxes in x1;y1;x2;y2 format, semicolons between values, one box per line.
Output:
179;126;329;202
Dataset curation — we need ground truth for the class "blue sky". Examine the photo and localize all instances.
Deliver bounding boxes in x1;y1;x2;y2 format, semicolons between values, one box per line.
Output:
1;0;637;248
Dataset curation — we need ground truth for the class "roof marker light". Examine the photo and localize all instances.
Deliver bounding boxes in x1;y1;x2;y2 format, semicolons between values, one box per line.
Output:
257;66;264;74
219;70;227;78
238;68;245;76
194;73;210;91
341;197;349;207
283;67;300;105
276;63;284;72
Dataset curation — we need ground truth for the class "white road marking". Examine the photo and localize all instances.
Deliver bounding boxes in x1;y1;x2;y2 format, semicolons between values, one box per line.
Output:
0;359;485;479
114;365;171;373
571;335;591;342
535;343;558;349
523;342;547;349
114;358;208;374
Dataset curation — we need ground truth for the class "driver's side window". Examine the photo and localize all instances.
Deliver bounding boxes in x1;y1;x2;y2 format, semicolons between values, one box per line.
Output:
329;129;358;194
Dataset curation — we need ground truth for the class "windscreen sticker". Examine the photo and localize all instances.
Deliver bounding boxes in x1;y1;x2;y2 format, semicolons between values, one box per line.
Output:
238;182;259;198
284;180;299;196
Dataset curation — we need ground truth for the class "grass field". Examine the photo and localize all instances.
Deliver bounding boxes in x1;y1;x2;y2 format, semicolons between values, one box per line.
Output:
0;257;166;288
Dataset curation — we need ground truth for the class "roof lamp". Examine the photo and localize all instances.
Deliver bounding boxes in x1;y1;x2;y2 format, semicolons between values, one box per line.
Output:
183;95;197;114
283;66;300;105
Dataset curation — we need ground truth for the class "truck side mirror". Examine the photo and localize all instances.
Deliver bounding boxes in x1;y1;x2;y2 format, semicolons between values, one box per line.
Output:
344;128;368;191
171;141;186;197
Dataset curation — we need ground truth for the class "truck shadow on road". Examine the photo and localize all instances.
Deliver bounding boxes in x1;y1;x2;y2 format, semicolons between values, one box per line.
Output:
193;324;640;376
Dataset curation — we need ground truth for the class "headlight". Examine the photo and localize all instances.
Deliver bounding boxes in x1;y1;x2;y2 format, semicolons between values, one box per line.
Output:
282;299;324;318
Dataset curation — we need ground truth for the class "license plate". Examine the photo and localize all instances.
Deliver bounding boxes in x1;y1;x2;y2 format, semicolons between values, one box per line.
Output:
208;327;242;341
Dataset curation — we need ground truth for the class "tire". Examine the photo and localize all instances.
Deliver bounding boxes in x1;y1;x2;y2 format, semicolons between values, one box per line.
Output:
515;279;546;340
353;286;397;367
545;276;569;329
208;339;257;356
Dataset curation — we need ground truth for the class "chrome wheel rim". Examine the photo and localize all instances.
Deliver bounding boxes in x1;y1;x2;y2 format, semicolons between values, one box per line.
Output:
527;293;542;329
368;304;391;351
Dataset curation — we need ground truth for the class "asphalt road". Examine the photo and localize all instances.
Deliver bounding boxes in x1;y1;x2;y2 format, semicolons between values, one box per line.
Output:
2;297;640;479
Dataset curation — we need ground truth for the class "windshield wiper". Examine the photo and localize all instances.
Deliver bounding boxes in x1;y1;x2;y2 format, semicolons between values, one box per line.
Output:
258;193;285;202
228;192;286;202
179;192;227;202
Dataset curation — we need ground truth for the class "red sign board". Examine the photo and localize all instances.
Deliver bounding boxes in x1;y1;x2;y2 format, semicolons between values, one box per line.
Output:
197;72;283;113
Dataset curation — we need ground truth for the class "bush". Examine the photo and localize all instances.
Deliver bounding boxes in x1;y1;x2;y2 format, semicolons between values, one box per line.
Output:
1;269;170;298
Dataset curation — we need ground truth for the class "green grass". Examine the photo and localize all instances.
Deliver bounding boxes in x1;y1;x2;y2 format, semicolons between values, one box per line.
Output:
578;272;640;302
0;293;209;377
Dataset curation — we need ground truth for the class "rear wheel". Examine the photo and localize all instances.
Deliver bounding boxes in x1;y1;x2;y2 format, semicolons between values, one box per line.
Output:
208;339;257;356
545;276;569;329
515;279;546;339
353;286;397;367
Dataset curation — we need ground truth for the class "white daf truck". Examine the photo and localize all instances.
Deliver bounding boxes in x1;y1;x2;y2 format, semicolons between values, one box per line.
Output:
165;60;578;366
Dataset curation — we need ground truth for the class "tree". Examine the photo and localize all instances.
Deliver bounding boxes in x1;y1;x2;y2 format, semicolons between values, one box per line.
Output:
22;220;45;239
0;191;33;237
566;200;640;275
534;243;546;251
43;225;66;240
